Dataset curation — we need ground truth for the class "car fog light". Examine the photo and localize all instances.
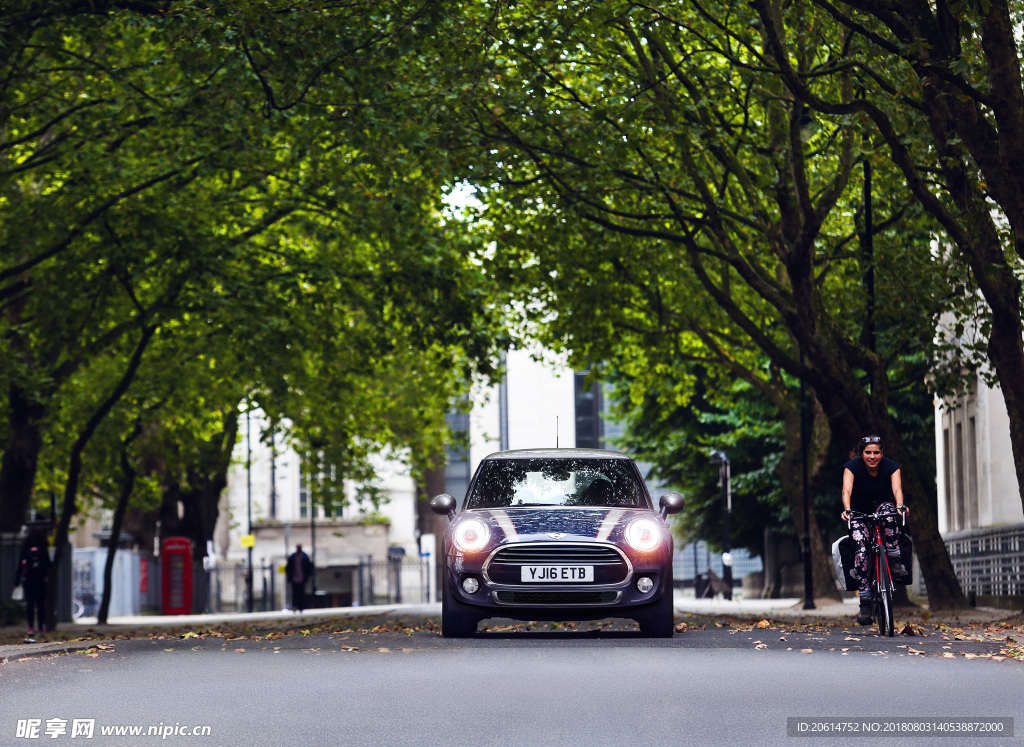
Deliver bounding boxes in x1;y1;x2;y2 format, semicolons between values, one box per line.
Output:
636;576;655;594
461;577;480;594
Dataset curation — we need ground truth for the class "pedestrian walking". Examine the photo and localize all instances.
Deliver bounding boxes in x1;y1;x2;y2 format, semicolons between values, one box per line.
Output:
15;529;52;642
286;544;314;613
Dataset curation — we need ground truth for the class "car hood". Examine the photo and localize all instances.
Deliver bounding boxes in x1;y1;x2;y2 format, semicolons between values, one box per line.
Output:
477;507;654;544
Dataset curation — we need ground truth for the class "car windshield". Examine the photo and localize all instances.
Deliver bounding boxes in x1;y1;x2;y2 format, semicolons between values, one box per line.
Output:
466;458;648;509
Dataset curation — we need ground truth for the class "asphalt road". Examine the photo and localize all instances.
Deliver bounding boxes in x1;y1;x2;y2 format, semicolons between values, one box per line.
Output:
2;616;1022;746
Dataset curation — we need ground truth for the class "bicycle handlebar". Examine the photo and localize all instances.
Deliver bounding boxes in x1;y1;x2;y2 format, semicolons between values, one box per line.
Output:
845;507;906;530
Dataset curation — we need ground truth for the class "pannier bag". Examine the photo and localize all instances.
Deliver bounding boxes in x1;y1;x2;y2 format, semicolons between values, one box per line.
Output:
832;531;914;590
832;535;858;591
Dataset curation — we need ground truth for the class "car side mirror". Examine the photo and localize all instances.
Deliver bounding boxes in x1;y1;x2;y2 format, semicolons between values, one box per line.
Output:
659;492;685;518
430;494;457;522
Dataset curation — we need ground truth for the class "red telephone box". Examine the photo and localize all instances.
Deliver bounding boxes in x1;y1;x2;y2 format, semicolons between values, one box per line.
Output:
161;537;193;615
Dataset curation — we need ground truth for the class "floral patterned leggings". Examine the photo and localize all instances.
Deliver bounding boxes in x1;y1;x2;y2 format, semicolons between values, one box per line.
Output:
850;501;901;593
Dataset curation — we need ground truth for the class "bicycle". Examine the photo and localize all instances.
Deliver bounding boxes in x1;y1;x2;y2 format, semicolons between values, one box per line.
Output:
846;508;907;637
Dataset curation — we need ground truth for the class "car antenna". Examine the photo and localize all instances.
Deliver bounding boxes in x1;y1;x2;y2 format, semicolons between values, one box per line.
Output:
556;416;559;448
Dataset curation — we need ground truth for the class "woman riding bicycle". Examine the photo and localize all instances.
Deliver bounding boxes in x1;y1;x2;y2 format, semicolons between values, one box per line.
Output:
840;435;909;625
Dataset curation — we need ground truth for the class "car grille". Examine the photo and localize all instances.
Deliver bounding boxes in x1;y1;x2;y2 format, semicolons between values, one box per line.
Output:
484;543;630;585
494;591;620;606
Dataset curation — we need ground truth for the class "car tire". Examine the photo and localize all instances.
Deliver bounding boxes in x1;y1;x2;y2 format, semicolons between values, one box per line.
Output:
441;581;480;638
637;590;675;638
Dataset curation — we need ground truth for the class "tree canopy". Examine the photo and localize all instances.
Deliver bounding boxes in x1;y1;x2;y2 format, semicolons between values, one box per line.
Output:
0;1;508;628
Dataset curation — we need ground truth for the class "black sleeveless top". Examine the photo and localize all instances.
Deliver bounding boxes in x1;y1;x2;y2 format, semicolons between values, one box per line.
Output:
844;457;900;513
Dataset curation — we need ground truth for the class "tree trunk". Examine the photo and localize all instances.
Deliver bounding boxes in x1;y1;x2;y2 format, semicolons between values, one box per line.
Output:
417;460;448;604
157;414;238;563
811;378;967;609
0;385;46;533
777;391;841;602
97;424;142;625
47;326;155;629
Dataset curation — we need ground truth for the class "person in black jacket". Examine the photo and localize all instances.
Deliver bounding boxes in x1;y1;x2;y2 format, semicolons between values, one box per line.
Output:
15;529;52;639
840;435;910;625
285;545;314;613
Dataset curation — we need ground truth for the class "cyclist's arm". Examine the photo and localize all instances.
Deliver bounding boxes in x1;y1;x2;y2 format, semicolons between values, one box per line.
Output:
841;468;855;519
891;468;908;513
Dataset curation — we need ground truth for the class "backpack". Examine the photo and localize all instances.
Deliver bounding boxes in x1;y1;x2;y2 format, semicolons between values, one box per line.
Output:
23;546;49;582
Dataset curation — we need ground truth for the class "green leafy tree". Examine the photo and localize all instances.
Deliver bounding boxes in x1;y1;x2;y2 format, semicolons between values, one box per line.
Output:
448;0;966;605
750;0;1024;511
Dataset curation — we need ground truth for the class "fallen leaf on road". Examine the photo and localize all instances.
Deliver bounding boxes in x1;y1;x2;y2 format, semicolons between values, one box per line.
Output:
778;636;787;642
844;636;861;641
378;647;391;653
755;643;768;650
942;652;955;658
86;653;99;658
907;648;925;655
900;624;921;636
841;648;849;652
757;619;771;629
964;653;978;659
801;649;813;654
182;632;200;639
234;648;245;653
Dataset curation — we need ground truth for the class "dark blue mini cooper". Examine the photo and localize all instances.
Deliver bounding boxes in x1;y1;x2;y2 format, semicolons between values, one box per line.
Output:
430;448;685;637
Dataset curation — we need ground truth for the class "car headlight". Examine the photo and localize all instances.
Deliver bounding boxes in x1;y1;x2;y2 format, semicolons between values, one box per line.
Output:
453;519;491;553
625;518;662;552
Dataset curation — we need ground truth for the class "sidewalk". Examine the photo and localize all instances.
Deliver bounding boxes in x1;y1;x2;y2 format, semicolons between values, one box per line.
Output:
2;595;1015;663
0;603;439;663
672;594;855;619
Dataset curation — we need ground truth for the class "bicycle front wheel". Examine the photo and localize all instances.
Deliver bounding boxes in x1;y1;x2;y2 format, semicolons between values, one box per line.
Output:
876;554;895;637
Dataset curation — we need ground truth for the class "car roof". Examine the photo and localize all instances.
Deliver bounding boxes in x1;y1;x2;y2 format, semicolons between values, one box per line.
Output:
481;448;634;461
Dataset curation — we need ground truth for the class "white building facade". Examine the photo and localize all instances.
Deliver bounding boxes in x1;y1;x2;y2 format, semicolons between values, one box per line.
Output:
936;378;1024;605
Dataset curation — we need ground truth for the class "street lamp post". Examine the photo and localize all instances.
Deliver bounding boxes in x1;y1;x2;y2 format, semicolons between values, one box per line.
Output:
800;359;816;610
245;409;253;614
710;450;733;601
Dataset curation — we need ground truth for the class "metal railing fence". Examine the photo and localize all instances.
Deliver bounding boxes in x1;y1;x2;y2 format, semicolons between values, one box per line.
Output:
945;523;1024;597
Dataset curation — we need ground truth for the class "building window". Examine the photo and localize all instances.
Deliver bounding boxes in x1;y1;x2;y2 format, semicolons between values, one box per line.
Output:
968;416;978;528
299;467;340;519
574;370;602;449
445;408;472;504
299;473;310;519
943;427;952;530
955;422;965;530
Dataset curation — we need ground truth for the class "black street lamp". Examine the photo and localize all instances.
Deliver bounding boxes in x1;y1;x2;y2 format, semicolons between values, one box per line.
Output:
245;409;254;614
709;450;733;601
800;359;816;610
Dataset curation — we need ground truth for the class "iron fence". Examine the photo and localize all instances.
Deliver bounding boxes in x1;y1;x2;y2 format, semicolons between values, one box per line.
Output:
203;556;433;613
945;523;1024;597
353;555;432;606
204;563;278;614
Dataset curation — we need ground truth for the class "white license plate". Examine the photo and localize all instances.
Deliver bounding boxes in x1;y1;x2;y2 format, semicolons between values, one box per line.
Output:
521;565;594;582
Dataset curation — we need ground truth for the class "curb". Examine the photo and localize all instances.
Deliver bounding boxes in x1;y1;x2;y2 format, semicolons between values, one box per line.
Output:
1;640;98;664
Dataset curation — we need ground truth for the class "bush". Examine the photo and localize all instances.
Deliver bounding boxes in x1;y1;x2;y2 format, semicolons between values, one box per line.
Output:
0;600;24;626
